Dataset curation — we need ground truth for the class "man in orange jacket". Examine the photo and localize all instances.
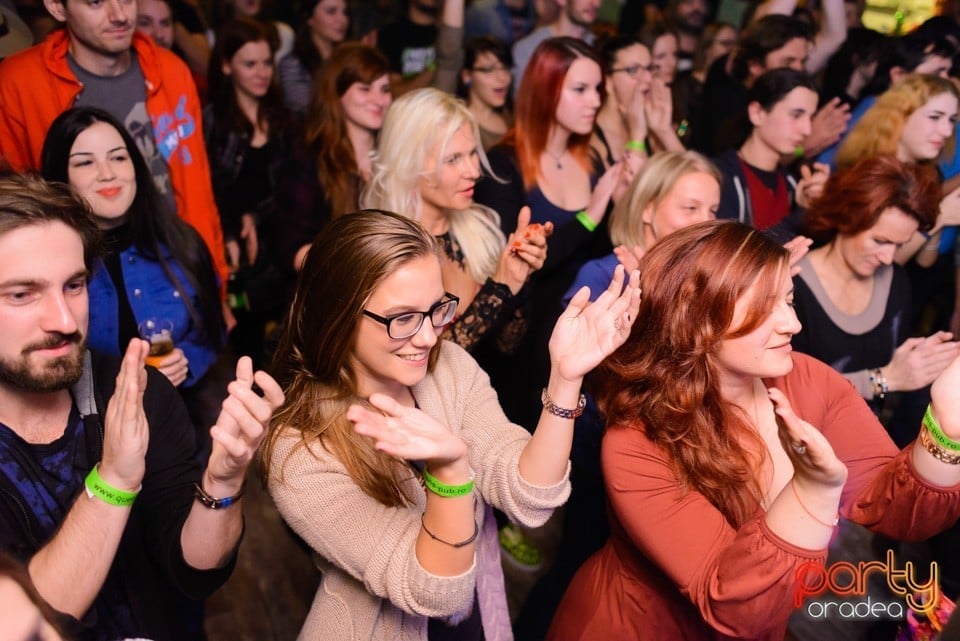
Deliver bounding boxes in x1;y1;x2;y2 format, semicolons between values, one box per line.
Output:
0;0;229;293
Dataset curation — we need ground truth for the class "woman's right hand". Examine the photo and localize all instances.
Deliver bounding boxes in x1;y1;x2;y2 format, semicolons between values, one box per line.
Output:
768;387;848;488
494;206;551;293
883;331;960;393
347;393;469;471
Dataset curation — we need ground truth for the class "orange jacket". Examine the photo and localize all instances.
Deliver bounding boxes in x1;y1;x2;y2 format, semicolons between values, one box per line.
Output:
0;29;229;288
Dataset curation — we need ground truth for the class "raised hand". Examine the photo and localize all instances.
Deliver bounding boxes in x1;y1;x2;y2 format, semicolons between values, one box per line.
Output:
795;163;830;210
803;98;851;157
644;77;674;138
783;235;813;276
580;161;624;228
101;339;150;492
623;78;649;143
348;393;468;467
494;206;551;292
548;264;642;382
930;349;960;440
884;332;960;393
613;244;645;274
768;387;848;488
205;356;284;486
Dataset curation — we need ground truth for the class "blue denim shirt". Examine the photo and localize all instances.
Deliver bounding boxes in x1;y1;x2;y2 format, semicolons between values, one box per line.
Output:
87;243;218;387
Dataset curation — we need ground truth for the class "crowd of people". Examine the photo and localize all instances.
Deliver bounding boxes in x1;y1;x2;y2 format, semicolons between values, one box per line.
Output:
2;0;960;639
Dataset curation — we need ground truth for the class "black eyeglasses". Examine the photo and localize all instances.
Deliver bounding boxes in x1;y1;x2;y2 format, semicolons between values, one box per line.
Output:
362;293;460;339
610;63;656;77
472;64;511;74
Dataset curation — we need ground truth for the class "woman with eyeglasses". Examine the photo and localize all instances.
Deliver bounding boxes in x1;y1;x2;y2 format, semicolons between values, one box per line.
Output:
262;209;640;641
458;36;514;151
593;36;684;173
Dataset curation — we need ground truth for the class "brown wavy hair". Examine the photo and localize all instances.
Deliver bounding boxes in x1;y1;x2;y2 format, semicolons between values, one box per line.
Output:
304;43;390;218
261;210;442;508
596;220;789;527
803;155;940;244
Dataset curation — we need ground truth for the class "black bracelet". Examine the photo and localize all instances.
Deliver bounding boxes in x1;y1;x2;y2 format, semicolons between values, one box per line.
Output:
420;514;480;548
193;479;246;509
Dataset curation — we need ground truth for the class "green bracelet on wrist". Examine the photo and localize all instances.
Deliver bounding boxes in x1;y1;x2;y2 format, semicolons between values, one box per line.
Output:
575;210;598;232
923;405;960;451
625;139;646;152
84;464;140;507
422;468;475;498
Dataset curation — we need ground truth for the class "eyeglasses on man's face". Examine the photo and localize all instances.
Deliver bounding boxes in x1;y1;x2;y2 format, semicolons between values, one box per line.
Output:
471;64;511;74
362;293;460;339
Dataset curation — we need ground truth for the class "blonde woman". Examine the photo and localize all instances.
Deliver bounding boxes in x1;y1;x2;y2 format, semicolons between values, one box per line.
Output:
362;87;549;354
565;150;720;305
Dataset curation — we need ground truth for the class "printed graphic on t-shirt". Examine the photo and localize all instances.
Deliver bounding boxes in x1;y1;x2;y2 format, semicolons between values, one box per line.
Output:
124;101;172;198
400;46;436;77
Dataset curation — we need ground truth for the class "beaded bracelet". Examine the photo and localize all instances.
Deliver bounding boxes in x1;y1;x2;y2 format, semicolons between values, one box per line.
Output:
420;515;480;548
422;468;475;498
869;368;888;400
84;464;140;507
790;478;839;528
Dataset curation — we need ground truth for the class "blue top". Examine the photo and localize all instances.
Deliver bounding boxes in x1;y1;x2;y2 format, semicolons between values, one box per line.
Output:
87;243;218;387
562;252;621;308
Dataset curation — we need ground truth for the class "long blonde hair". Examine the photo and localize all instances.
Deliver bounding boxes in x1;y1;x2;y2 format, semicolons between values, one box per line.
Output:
608;150;720;250
836;74;959;170
362;88;505;283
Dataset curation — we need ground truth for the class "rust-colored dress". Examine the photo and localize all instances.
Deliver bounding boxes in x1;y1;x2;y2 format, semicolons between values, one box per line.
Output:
548;353;960;641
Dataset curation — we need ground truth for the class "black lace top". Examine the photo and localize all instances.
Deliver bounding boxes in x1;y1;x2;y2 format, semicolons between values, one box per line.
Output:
436;232;529;354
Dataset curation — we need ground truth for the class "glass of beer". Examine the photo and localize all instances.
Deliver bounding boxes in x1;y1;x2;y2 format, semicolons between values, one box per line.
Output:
138;318;174;368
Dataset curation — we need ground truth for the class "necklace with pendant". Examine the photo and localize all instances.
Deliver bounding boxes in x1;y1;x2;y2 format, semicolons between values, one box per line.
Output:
545;148;565;170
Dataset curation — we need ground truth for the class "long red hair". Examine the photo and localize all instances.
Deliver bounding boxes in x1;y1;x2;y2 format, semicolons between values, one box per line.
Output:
504;37;604;189
597;220;789;527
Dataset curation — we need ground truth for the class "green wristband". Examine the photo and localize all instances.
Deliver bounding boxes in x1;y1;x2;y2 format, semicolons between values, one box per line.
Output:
84;464;140;507
625;139;646;152
422;468;475;498
575;210;598;232
923;405;960;452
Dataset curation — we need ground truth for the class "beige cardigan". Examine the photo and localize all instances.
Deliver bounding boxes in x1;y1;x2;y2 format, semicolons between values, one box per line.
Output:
268;341;571;641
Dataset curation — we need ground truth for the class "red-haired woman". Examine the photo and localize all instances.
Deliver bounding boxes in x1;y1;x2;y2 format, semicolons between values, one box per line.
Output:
269;43;392;283
549;219;960;641
793;156;960;443
473;36;622;430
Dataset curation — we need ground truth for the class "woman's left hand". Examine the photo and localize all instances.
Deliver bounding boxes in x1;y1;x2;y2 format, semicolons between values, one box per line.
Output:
548;264;642;382
348;394;468;467
495;206;552;292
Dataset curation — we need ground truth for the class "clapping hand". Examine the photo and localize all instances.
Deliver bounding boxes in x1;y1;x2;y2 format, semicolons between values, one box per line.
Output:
769;387;848;488
783;235;813;276
494;206;551;292
100;339;151;492
795;163;830;210
205;356;284;487
548;264;642;382
348;394;468;467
